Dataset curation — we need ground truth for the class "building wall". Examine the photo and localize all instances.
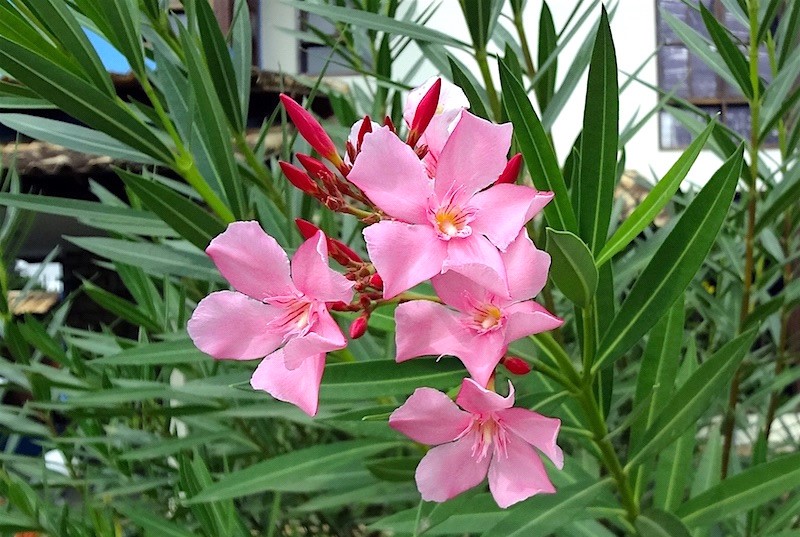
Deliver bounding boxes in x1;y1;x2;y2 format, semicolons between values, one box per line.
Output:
258;0;779;186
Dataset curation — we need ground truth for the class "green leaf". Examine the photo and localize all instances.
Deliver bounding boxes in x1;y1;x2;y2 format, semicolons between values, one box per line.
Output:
17;0;115;97
448;56;490;119
636;508;692;537
545;228;598;308
320;358;465;400
627;328;757;468
287;0;469;48
0;36;172;163
195;0;244;132
481;479;609;537
180;28;245;218
91;338;208;366
499;60;577;232
575;7;618;254
96;0;145;76
596;121;715;267
365;456;419;482
115;506;196;537
699;3;757;99
118;169;225;251
534;2;558;111
0;113;159;164
187;440;400;502
81;280;161;332
677;451;800;527
230;0;252;122
459;0;498;51
65;237;223;282
594;147;744;371
630;296;684;451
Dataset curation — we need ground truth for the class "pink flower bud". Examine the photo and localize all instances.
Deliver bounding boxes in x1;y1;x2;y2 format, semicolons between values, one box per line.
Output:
496;153;523;185
501;355;532;376
280;94;343;167
407;78;442;147
279;161;319;196
349;315;369;339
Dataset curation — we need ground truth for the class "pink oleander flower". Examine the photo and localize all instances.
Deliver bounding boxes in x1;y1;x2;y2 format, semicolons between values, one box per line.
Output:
187;221;354;416
394;230;563;387
403;77;470;176
348;112;553;299
389;378;563;508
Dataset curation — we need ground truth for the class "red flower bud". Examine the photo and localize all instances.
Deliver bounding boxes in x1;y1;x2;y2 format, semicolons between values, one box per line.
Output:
349;314;369;339
496;153;523;185
296;153;338;193
383;115;396;134
357;115;373;150
280;94;343;167
279;161;319;196
329;301;350;311
294;218;320;240
369;273;383;290
501;355;532;376
407;78;441;147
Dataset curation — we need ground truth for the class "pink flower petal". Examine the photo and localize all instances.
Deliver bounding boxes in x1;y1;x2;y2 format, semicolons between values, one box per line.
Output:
456;378;515;416
488;437;555;508
347;127;432;224
501;230;551;302
470;185;553;251
250;349;326;416
499;408;564;469
206;221;296;300
455;330;507;388
395;301;470;362
281;308;346;370
187;291;284;360
389;387;472;445
404;78;470;163
363;221;448;299
443;235;508;299
434;112;512;199
415;433;490;503
503;301;563;345
291;231;354;304
431;271;492;313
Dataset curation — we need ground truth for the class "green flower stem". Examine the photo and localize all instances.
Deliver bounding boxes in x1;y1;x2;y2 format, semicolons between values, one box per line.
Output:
577;385;640;525
475;48;502;120
722;0;761;478
512;9;537;78
139;75;235;223
530;332;582;389
581;305;596;377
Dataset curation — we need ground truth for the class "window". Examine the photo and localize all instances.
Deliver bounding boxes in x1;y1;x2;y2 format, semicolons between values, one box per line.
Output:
656;0;777;149
298;9;370;76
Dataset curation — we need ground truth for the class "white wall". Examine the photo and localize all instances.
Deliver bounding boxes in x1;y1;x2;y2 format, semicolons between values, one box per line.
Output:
260;0;774;186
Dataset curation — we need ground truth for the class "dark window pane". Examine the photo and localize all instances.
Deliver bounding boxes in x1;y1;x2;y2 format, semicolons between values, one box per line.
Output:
658;0;689;44
726;104;751;138
689;52;719;98
660;110;695;149
723;6;750;41
758;48;773;83
687;0;713;39
660;46;691;97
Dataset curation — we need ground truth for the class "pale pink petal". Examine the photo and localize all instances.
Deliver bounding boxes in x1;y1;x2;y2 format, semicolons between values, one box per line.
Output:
364;221;448;299
435;112;512;199
395;301;470;362
347;127;432;224
282;308;346;370
431;271;492;313
250;350;326;416
443;235;508;299
488;437;555;508
403;77;469;128
187;291;284;360
501;230;551;302
455;330;507;388
456;378;515;416
206;221;296;300
291;231;354;303
416;433;490;502
389;387;472;445
503;301;563;345
470;185;553;251
347;118;381;147
499;408;564;469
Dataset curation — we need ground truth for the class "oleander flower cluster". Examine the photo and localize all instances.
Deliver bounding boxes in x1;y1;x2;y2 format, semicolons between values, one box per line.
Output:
188;78;564;508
